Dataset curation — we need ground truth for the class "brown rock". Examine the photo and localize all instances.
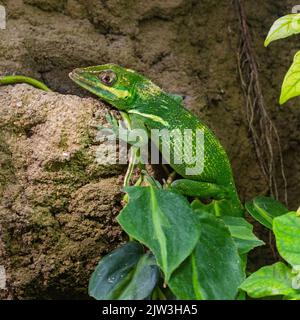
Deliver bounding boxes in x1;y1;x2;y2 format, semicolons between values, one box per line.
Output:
0;84;126;299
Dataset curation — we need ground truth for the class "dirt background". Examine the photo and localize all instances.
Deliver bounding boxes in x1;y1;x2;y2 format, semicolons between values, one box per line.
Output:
0;0;299;299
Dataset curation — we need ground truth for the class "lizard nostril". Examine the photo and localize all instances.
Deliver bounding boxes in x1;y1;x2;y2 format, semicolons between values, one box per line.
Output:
69;69;82;80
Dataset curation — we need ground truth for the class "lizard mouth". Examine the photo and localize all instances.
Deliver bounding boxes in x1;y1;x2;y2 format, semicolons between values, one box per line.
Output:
69;68;113;89
69;68;120;103
69;67;135;109
69;69;101;91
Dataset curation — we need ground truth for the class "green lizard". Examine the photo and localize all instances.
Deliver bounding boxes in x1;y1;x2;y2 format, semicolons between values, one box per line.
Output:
0;65;244;216
68;64;244;217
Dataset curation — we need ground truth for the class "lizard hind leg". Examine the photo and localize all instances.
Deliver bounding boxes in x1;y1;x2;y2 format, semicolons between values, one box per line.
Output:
171;179;244;217
170;179;229;200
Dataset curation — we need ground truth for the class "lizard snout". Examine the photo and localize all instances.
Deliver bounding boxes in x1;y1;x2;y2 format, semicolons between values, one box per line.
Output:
69;68;83;81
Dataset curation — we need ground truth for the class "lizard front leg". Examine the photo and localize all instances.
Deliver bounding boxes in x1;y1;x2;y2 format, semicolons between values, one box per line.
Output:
121;113;149;186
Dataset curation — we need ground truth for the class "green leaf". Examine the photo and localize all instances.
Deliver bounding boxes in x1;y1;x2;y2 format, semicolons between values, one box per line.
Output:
236;290;246;300
280;51;300;104
117;253;160;300
245;196;288;230
191;198;242;217
89;241;159;300
285;296;300;300
191;199;215;215
192;201;264;254
265;14;300;47
240;262;299;298
222;216;265;255
117;186;200;281
273;212;300;267
168;212;245;300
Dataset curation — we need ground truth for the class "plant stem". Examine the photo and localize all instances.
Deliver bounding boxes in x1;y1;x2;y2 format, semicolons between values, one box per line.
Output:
0;75;51;91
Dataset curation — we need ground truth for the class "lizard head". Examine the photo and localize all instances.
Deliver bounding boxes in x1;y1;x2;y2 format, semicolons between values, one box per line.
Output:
69;64;161;110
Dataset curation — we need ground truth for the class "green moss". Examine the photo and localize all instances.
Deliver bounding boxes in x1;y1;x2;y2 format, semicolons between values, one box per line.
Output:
58;131;69;149
43;148;124;185
44;149;90;173
0;135;16;196
2;231;22;256
30;207;58;228
79;125;95;146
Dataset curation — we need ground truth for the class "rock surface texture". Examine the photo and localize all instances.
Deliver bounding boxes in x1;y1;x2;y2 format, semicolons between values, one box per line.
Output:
0;85;126;298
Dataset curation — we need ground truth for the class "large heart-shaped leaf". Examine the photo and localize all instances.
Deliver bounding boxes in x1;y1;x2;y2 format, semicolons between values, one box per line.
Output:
192;201;264;254
273;212;300;267
280;51;300;104
222;216;265;255
89;241;159;300
168;212;245;300
245;196;288;230
240;262;299;298
265;14;300;47
117;186;200;281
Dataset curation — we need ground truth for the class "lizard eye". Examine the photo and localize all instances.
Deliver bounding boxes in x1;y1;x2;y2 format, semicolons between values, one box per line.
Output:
98;70;117;86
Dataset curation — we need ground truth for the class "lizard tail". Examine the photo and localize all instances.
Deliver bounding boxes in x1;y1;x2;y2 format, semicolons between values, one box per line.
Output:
0;75;51;91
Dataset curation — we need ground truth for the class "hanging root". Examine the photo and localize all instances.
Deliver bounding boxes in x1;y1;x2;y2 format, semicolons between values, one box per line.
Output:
235;0;288;205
